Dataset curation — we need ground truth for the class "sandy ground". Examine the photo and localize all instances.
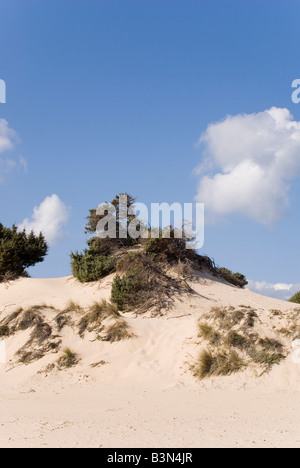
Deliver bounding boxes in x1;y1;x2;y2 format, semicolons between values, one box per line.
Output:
0;275;299;448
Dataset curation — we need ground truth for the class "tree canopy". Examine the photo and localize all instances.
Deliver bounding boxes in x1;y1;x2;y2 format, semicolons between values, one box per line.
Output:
0;224;48;281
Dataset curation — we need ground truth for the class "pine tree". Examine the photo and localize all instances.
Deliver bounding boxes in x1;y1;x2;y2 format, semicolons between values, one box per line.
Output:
0;224;48;281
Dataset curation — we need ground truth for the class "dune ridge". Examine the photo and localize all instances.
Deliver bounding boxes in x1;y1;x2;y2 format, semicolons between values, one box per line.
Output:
0;271;300;448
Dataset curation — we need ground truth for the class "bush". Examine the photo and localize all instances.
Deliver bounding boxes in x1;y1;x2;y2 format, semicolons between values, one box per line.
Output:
216;268;248;288
71;251;115;283
0;224;48;281
145;235;190;263
289;291;300;304
111;269;143;311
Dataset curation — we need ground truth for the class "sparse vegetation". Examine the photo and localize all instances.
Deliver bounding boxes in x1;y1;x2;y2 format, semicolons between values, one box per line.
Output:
225;331;248;349
104;319;134;342
57;348;79;369
249;350;285;367
71;193;248;312
0;299;134;369
198;323;221;345
18;307;43;331
63;301;83;314
194;305;288;379
194;348;246;379
194;349;213;379
78;300;120;336
111;252;186;314
0;325;9;337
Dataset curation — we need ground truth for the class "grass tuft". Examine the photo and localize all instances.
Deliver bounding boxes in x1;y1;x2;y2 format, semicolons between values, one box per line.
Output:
57;348;79;369
198;322;221;345
194;348;246;379
104;319;134;342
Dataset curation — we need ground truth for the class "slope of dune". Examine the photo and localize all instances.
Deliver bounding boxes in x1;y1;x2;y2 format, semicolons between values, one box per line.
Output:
0;272;300;448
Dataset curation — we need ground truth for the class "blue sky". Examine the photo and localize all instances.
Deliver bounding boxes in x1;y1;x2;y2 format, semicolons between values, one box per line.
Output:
1;0;300;299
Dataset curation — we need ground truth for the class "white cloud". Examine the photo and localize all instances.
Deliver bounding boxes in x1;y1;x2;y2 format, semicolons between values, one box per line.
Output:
0;120;26;182
195;107;300;225
247;279;300;301
18;194;70;246
0;119;16;153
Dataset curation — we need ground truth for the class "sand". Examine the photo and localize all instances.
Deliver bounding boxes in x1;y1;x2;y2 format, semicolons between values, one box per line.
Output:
0;274;299;448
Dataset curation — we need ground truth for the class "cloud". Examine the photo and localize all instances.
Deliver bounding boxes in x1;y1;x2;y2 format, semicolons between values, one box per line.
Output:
18;194;70;246
0;120;26;182
247;279;300;301
195;107;300;225
0;119;17;153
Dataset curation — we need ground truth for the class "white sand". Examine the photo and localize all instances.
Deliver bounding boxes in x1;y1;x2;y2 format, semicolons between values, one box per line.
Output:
0;274;299;448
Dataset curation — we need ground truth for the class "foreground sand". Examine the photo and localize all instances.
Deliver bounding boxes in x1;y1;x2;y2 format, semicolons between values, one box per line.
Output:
0;275;299;448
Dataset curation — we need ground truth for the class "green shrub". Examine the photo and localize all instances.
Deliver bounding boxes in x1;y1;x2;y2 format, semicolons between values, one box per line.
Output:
145;235;189;263
71;251;115;282
111;269;143;311
289;291;300;304
0;224;48;282
216;268;248;288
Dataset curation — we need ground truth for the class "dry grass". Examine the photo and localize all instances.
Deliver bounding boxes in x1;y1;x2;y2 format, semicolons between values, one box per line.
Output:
104;319;134;342
3;305;59;365
18;308;43;331
194;349;213;379
194;348;246;379
194;305;288;379
57;348;79;369
250;350;285;367
0;325;9;337
55;311;72;331
224;331;248;349
198;322;221;345
78;300;120;336
111;251;191;315
62;301;83;315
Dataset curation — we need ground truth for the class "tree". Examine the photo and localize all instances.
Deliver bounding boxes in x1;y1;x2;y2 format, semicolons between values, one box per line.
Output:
0;224;48;281
85;193;137;239
289;291;300;304
71;193;139;283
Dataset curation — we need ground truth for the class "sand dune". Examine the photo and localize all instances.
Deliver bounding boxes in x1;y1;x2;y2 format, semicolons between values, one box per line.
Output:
0;274;299;448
